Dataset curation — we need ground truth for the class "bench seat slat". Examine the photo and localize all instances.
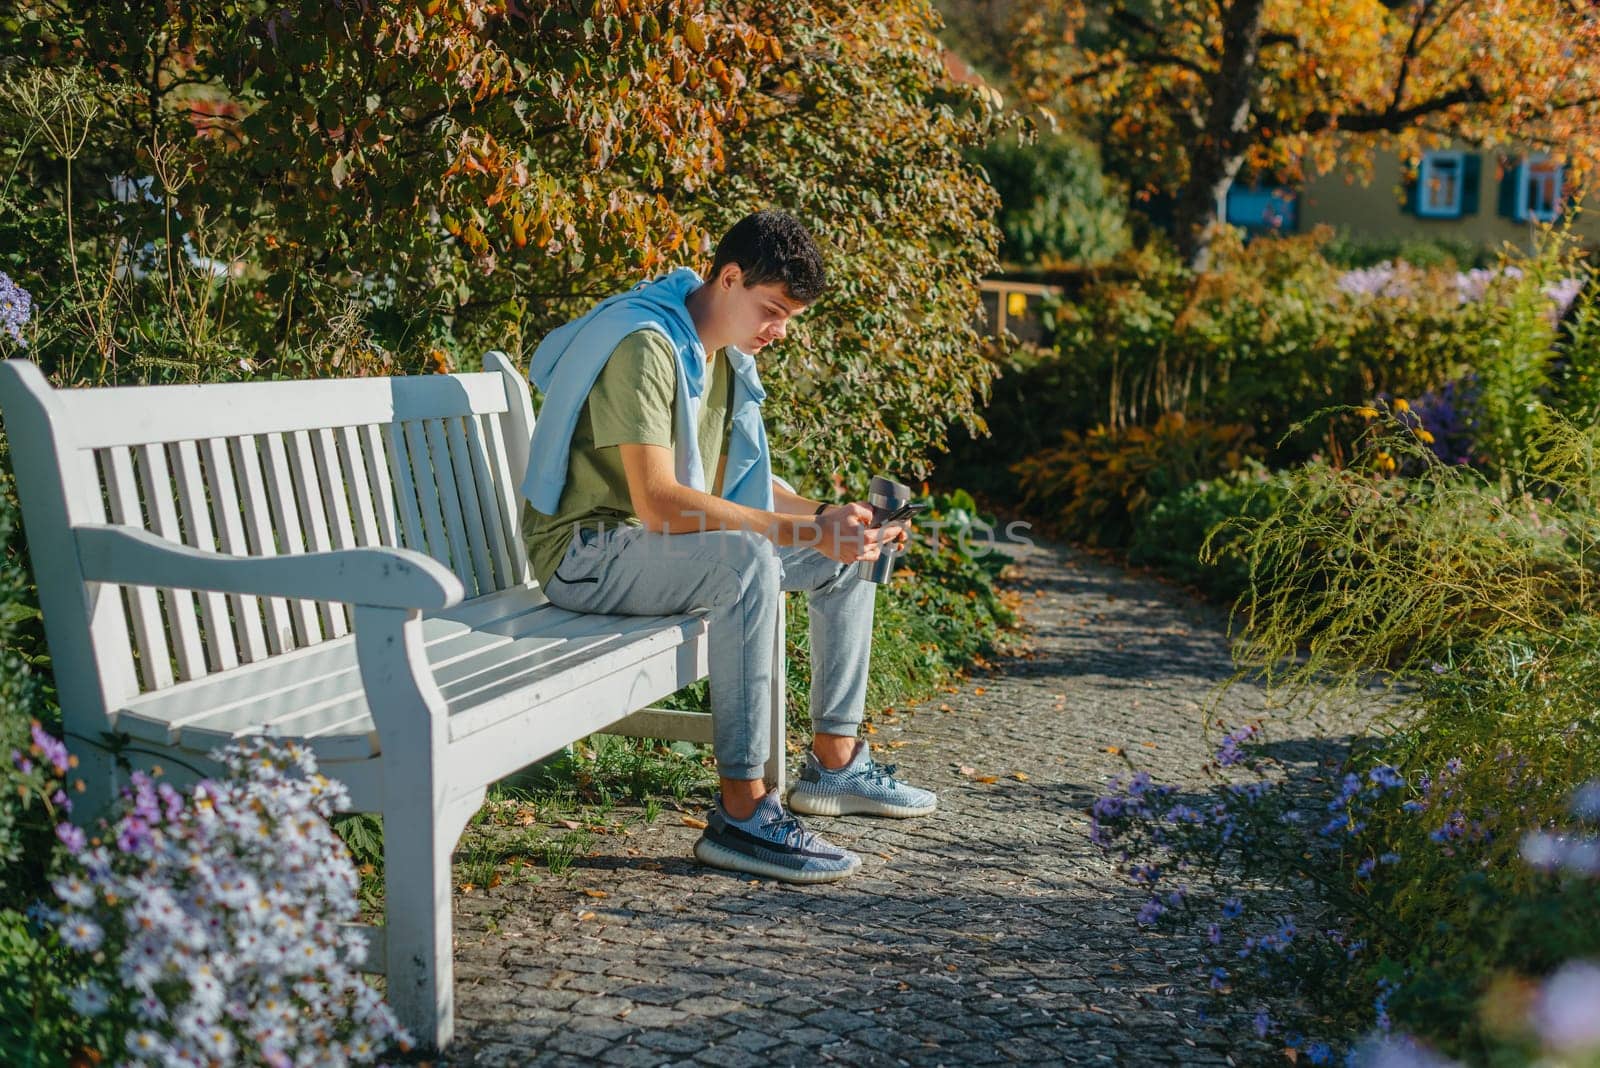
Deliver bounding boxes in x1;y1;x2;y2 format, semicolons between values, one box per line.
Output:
111;588;707;762
112;586;552;741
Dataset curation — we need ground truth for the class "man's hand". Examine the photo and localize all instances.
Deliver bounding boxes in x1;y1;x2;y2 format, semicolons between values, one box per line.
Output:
815;502;899;564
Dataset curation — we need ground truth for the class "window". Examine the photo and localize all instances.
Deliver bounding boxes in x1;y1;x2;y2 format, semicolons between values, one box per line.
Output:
1516;154;1565;222
1225;186;1298;233
1417;152;1466;217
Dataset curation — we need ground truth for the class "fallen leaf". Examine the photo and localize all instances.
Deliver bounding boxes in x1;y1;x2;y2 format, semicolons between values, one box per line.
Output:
974;775;999;784
1104;746;1122;755
939;704;953;712
680;815;708;829
957;765;976;776
1142;741;1157;749
558;819;582;830
577;910;596;921
1010;772;1030;782
863;723;878;734
888;740;909;749
876;852;894;861
582;888;608;898
488;874;502;889
515;810;536;826
946;964;958;972
974;686;986;695
458;883;475;893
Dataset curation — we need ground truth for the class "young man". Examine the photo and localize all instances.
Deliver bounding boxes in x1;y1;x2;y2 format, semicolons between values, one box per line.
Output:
519;210;937;884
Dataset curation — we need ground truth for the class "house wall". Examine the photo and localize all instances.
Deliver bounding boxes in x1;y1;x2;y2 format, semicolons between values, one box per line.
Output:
1297;147;1600;252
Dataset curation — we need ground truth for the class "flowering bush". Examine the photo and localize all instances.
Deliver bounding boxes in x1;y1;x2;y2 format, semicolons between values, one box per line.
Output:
1012;412;1259;548
0;271;30;348
44;737;409;1066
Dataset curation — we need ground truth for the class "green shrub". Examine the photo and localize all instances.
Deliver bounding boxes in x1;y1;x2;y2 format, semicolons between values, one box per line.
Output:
972;131;1131;269
1127;460;1298;602
1320;231;1497;271
1012;412;1259;548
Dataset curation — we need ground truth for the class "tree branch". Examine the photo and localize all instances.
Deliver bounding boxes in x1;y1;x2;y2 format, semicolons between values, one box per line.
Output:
1303;77;1487;134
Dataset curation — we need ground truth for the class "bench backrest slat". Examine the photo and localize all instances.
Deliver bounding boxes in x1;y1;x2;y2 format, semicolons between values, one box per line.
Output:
59;371;513;450
201;437;271;663
228;434;299;656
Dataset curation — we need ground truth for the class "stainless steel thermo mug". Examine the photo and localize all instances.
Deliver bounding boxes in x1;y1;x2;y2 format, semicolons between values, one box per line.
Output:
859;475;911;584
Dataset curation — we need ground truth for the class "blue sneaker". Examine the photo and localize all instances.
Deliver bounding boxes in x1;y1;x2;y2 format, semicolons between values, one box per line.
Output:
693;793;862;884
787;740;938;818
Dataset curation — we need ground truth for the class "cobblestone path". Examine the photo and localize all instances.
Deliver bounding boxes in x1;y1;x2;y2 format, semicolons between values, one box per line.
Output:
442;538;1303;1067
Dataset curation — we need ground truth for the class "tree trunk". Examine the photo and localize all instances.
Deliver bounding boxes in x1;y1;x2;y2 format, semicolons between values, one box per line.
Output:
1172;0;1268;271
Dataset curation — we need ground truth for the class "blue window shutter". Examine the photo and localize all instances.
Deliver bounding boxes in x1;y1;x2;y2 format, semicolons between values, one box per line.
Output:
1460;154;1481;216
1498;160;1520;218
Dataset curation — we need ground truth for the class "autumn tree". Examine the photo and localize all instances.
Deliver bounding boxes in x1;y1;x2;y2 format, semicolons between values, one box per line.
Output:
1;0;1001;487
1011;0;1600;268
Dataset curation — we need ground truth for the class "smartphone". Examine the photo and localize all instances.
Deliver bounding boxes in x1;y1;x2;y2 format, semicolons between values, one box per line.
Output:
875;501;928;526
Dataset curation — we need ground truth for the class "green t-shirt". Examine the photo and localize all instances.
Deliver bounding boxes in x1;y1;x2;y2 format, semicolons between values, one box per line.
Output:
523;330;734;586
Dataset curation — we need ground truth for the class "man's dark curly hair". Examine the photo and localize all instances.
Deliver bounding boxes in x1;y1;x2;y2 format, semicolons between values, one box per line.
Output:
709;210;827;304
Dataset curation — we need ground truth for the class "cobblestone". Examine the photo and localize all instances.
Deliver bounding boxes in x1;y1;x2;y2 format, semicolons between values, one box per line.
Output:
441;537;1331;1065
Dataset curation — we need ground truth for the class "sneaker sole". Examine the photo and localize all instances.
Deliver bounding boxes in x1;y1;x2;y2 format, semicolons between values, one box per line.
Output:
693;836;861;884
786;789;938;819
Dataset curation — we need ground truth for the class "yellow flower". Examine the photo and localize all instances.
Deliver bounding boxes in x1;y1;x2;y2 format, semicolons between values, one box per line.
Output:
1355;406;1379;420
1417;429;1436;444
1393;398;1410;413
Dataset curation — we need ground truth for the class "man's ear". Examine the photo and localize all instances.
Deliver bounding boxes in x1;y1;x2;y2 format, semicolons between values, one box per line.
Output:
716;263;743;290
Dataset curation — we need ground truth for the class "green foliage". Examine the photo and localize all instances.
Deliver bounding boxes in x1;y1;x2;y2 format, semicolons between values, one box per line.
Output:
1333;623;1600;1062
1320;231;1497;271
1012;412;1259;548
1127;460;1299;602
0;0;1003;488
972;131;1129;268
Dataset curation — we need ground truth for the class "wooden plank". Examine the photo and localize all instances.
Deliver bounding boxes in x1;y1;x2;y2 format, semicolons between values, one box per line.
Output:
337;426;381;547
313;428;358;551
229;435;296;655
403;421;453;576
61;372;512;449
359;424;400;547
435;418;490;596
422;415;476;597
134;443;207;680
260;433;324;649
383;423;430;554
481;413;531;585
459;415;514;591
605;707;715;744
286;429;347;639
165;441;240;673
113;586;552;737
102;448;174;690
200;438;269;663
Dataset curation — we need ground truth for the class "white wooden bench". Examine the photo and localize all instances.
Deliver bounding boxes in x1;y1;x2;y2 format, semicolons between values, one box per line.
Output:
0;353;787;1050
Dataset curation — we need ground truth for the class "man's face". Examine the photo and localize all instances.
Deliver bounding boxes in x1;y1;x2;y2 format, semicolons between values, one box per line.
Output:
715;266;808;353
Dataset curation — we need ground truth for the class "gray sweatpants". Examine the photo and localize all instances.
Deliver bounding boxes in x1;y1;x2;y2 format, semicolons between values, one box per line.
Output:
538;525;875;781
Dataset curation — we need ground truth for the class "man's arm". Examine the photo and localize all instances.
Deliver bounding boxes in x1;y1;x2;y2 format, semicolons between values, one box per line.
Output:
772;478;823;516
617;443;886;563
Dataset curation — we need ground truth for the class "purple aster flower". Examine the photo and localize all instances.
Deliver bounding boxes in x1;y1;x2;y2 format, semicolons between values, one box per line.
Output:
1136;899;1165;925
1253;1010;1271;1038
55;822;86;854
1306;1041;1332;1064
1221;897;1244;919
0;270;31;348
30;723;70;774
1533;961;1600;1052
1208;967;1227;991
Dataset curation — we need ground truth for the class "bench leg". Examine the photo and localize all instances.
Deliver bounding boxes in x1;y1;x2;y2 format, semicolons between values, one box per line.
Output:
381;785;483;1051
352;604;478;1052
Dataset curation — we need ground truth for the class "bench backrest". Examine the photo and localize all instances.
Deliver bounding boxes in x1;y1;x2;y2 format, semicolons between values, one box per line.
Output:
0;353;536;722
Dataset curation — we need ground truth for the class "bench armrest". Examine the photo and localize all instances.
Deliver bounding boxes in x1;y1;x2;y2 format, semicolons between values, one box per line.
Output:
75;524;466;611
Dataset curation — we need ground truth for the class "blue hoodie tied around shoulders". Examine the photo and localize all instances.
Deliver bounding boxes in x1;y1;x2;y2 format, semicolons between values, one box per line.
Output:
518;266;775;516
